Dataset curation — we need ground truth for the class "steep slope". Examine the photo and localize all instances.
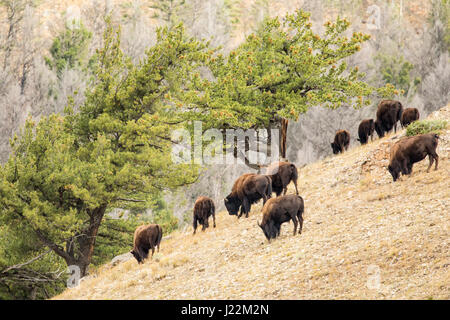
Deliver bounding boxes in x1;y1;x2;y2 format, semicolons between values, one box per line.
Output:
55;104;450;300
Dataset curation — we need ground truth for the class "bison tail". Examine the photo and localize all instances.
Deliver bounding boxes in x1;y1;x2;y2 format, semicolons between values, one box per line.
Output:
211;199;216;215
290;163;298;182
157;225;163;247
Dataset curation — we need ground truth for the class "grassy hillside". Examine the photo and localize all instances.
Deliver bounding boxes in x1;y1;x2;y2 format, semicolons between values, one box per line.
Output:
55;104;449;300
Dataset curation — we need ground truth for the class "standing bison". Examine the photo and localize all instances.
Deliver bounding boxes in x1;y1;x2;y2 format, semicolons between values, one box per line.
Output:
400;108;420;128
388;133;439;182
357;119;375;145
224;173;272;218
374;100;403;138
258;194;304;241
130;224;163;264
331;130;350;154
265;161;299;196
193;196;216;234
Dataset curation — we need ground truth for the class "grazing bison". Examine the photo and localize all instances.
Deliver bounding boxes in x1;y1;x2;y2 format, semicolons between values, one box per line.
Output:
331;130;350;154
265;161;299;196
374;100;403;138
224;173;272;218
400;108;420;128
130;224;163;264
388;133;439;182
357;119;375;145
258;194;304;241
193;196;216;234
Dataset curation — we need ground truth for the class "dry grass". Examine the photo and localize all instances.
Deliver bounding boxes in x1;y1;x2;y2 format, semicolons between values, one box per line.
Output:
54;104;450;300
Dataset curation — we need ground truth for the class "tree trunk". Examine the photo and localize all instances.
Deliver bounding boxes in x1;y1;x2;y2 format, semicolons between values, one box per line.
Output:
280;118;288;160
75;204;108;277
59;204;108;277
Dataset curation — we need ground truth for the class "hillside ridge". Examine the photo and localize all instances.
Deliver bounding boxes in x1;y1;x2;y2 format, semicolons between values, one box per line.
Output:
55;104;450;300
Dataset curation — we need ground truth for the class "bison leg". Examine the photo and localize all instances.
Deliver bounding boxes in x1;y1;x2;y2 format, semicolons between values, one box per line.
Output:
212;213;216;228
407;162;413;175
238;206;244;219
242;197;250;218
283;187;287;196
298;216;303;234
135;248;145;264
400;159;408;175
141;248;149;261
262;194;268;205
428;151;439;172
269;221;279;239
201;219;208;231
293;179;299;196
292;216;298;236
193;217;198;234
427;155;434;173
276;223;281;237
151;246;155;258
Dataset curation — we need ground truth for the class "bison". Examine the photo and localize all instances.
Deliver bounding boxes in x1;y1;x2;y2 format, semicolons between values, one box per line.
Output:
193;196;216;234
357;119;375;145
400;108;420;128
374;100;403;138
130;224;163;264
265;161;299;196
331;130;350;154
388;133;439;182
224;173;272;218
258;194;304;241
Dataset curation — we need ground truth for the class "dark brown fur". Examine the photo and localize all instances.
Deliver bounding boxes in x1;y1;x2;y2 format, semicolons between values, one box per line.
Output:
258;194;304;241
265;161;299;196
400;108;420;128
224;173;272;218
331;130;350;154
357;119;375;145
193;196;216;234
130;224;163;263
388;133;439;182
374;100;403;138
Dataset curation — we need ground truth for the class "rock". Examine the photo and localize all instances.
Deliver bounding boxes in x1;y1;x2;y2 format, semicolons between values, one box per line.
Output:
110;252;133;266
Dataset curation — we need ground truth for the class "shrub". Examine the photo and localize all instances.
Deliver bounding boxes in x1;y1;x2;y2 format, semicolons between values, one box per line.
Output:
406;119;448;136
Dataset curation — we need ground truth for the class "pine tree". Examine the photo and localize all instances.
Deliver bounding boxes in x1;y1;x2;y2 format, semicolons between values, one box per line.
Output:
44;21;93;78
184;10;396;161
0;20;209;278
149;0;186;28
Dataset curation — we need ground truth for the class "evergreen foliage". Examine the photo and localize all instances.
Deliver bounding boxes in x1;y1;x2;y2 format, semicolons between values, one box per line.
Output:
0;19;208;287
406;119;448;136
182;10;396;158
44;21;93;78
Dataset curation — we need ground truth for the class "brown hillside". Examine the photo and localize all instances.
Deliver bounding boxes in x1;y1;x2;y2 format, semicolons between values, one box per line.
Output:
55;104;449;300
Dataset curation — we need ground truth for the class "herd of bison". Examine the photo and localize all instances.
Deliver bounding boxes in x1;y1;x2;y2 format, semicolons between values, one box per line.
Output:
130;100;441;264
